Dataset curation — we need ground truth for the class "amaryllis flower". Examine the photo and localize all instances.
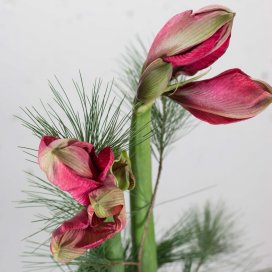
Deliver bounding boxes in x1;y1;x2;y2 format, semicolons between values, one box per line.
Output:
136;5;272;124
38;136;114;206
137;5;235;105
145;5;234;76
169;69;272;124
51;189;126;263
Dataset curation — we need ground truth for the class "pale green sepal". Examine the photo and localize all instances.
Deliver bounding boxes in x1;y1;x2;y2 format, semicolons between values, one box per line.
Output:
137;58;173;105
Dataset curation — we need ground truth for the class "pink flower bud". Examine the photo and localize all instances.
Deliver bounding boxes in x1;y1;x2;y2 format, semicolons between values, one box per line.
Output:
145;5;234;76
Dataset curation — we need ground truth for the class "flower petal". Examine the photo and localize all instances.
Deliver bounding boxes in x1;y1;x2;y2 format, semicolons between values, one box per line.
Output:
49;159;101;206
51;204;126;264
163;24;231;76
50;209;91;263
38;136;101;206
179;35;231;76
38;137;94;180
169;69;272;124
96;147;115;181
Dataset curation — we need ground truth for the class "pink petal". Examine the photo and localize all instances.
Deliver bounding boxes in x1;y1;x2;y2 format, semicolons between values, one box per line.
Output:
182;107;248;124
39;135;56;148
58;145;94;178
71;141;99;177
180;35;230;76
38;137;116;205
49;159;101;206
169;69;272;124
51;209;93;263
95;147;114;181
38;137;95;179
163;25;231;76
145;10;193;67
88;186;124;218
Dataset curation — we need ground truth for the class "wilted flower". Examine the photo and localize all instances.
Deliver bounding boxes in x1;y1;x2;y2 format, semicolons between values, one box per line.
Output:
51;199;126;263
38;136;132;263
38;136;114;206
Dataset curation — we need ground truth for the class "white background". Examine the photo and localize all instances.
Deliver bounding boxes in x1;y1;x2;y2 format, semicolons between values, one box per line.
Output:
0;0;271;271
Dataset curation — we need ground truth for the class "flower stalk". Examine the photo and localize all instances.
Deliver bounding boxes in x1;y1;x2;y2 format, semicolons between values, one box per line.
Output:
129;102;157;272
104;233;125;272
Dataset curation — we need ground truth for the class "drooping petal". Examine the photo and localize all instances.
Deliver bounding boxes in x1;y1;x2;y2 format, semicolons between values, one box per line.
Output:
38;136;94;180
38;136;103;206
50;204;126;264
51;209;91;263
48;159;101;206
169;69;272;124
145;5;234;68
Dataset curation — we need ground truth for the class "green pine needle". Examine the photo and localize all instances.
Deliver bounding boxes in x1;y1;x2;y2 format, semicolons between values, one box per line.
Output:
151;96;195;161
17;74;134;156
156;203;257;272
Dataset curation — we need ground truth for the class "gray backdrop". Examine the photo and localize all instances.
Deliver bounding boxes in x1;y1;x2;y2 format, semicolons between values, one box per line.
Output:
0;0;271;271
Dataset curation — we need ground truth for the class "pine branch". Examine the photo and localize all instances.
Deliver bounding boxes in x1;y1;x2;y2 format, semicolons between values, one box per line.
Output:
156;203;258;272
151;96;196;161
17;75;135;156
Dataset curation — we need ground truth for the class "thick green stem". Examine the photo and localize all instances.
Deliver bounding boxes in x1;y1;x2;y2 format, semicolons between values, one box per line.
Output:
129;104;157;272
77;234;125;272
104;233;125;272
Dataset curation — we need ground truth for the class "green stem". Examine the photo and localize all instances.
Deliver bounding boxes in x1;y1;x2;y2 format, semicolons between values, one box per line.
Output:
129;103;157;272
104;233;125;272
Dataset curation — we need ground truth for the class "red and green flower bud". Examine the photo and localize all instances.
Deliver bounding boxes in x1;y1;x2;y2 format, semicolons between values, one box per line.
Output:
89;186;125;218
145;5;234;76
137;5;234;108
